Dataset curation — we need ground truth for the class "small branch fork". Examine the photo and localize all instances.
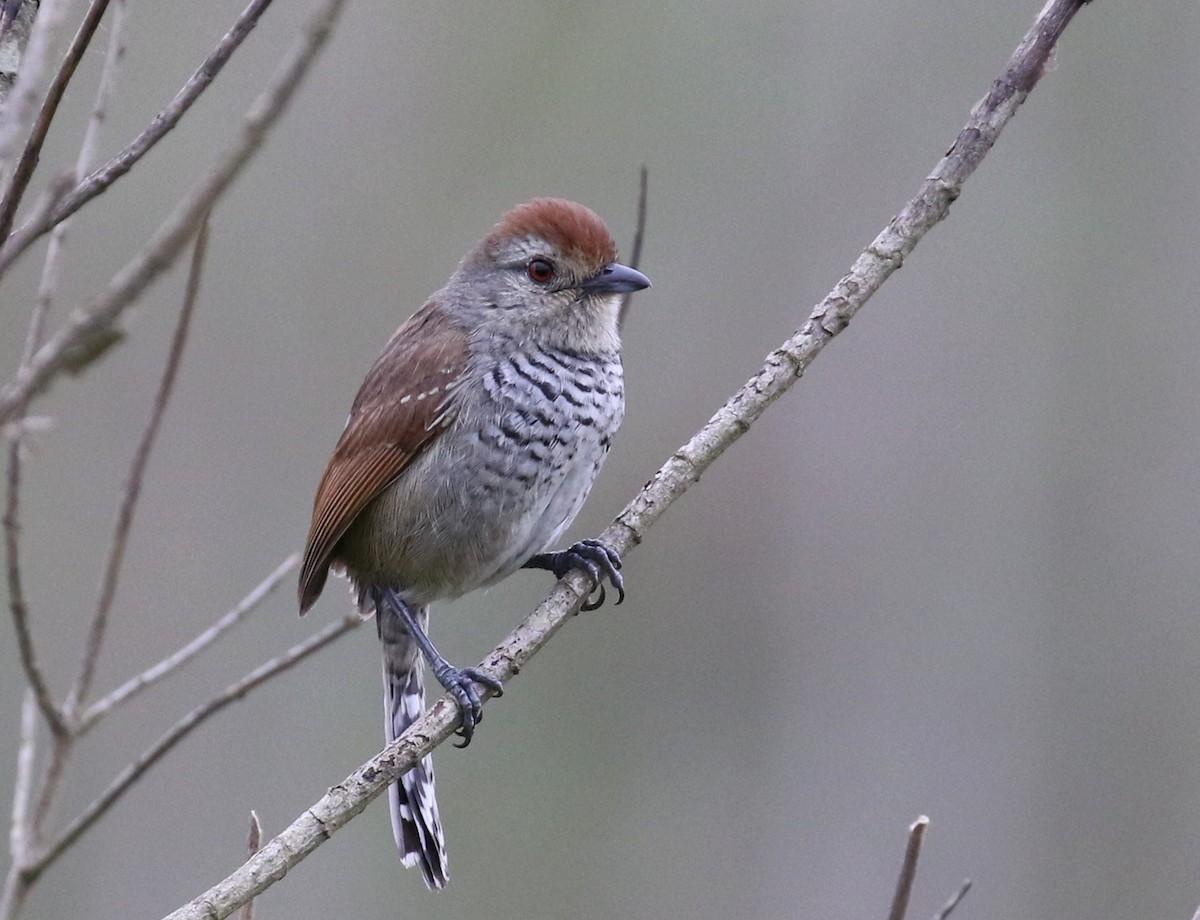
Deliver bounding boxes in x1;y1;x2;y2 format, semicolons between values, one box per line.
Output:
0;0;348;428
0;0;279;277
159;1;1093;917
885;817;971;920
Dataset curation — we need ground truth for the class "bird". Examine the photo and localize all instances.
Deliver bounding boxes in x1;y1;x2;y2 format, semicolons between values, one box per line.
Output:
298;198;650;889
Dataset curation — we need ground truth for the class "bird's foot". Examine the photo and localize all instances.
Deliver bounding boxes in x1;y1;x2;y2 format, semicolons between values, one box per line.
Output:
525;539;624;610
430;660;503;748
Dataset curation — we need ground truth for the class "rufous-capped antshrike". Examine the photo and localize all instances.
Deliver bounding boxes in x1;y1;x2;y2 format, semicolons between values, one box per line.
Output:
298;198;650;889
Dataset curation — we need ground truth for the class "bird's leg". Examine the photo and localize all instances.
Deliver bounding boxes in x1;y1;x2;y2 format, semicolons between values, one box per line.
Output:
523;539;624;611
375;588;503;748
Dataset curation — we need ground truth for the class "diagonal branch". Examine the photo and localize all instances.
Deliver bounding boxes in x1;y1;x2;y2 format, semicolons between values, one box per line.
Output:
3;435;66;736
78;552;301;732
0;0;350;428
933;880;972;920
0;0;111;243
618;165;648;323
0;0;278;278
23;614;362;885
158;2;1094;916
31;0;129;330
7;692;37;861
888;816;929;920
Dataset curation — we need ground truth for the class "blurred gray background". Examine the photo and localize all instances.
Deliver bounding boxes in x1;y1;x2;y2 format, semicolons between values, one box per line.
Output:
1;1;1199;917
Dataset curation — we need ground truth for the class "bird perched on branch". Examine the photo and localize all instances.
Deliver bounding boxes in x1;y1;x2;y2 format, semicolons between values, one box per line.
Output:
298;198;650;889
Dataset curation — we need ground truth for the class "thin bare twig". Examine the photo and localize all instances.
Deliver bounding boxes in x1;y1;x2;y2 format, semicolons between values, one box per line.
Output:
888;816;929;920
618;165;648;323
7;692;36;860
0;0;350;428
32;0;128;326
67;214;210;718
79;552;301;732
17;210;208;904
932;880;972;920
3;435;66;737
24;614;361;883
0;693;37;919
0;0;111;243
0;178;76;746
239;812;262;920
159;3;1091;915
0;0;276;278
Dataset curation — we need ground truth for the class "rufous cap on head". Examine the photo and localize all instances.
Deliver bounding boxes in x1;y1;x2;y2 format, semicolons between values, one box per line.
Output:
485;198;619;270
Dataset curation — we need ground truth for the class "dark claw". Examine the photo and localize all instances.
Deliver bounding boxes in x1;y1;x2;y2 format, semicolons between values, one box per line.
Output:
524;539;625;609
569;540;624;607
581;583;606;612
431;663;503;748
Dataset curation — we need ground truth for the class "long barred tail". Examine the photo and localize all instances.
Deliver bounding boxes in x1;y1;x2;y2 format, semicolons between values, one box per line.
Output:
375;596;449;890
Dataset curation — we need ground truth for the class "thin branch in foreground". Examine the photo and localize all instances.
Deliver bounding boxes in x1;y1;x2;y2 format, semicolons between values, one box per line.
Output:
158;3;1092;916
0;0;277;278
932;879;972;920
3;432;66;737
0;175;77;748
0;0;112;243
31;0;129;328
618;165;649;323
887;816;928;920
0;0;350;428
24;614;362;884
68;214;210;717
7;692;36;861
79;552;301;732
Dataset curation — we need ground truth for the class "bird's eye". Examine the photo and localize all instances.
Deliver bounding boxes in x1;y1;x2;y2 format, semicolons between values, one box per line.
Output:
527;259;555;284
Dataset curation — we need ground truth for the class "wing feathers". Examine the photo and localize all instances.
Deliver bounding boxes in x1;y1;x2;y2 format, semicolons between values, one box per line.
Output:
298;302;468;612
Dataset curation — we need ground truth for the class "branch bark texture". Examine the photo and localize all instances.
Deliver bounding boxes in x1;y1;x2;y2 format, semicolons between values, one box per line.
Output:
160;1;1093;917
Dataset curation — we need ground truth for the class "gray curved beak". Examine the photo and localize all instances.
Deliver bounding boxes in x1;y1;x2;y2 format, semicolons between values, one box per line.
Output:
581;262;651;295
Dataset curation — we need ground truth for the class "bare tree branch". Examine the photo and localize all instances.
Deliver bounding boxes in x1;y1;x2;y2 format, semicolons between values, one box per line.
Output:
3;424;66;738
888;816;929;920
618;165;648;323
24;614;361;884
159;4;1094;914
0;0;278;277
7;693;35;861
78;552;301;732
0;0;112;243
932;880;972;920
0;694;37;920
67;213;209;718
0;0;350;428
31;0;128;327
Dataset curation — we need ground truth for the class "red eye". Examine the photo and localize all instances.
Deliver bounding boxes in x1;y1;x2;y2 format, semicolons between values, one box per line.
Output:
527;259;555;283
